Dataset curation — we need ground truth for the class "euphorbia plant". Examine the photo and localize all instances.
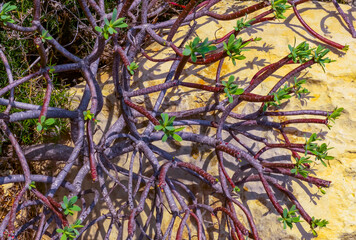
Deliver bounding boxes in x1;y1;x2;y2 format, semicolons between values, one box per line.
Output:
0;0;352;239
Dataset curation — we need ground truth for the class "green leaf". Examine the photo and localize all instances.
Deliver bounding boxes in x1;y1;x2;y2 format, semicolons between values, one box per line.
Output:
234;88;244;95
63;196;69;205
154;125;163;131
192;37;200;46
69;196;78;205
283;208;288;218
72;205;81;212
40;115;46;124
112;8;118;21
36;124;42;132
165;126;175;131
228;34;235;48
95;26;102;32
182;48;191;56
45;118;55;125
161;113;169;125
174;127;185;132
162;134;168;142
172;134;182;142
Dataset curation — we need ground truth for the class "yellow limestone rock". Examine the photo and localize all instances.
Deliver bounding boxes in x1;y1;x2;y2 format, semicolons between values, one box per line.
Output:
72;1;356;239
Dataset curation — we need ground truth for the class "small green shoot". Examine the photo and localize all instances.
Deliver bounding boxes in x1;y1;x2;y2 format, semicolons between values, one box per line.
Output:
288;40;313;64
127;62;138;75
40;30;53;42
313;45;335;72
305;133;334;167
271;0;291;19
310;217;329;236
318;187;326;195
234;15;255;32
56;219;84;240
183;37;217;62
0;3;16;25
278;205;302;229
154;113;185;142
291;156;312;178
233;186;240;193
326;107;343;129
263;78;309;111
61;196;81;216
221;75;244;103
223;34;251;65
95;8;127;39
28;181;36;190
83;110;99;124
36;116;55;132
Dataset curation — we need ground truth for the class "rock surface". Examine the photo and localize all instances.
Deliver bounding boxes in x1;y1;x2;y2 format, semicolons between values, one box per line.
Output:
69;1;356;239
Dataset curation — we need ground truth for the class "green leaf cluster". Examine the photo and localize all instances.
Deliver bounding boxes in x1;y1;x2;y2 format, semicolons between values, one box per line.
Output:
221;75;244;103
310;217;329;236
278;205;302;229
263;77;309;111
234;15;255;32
313;45;335;72
305;133;334;167
271;0;291;19
154;113;185;142
291;156;312;178
61;196;81;216
223;34;251;66
28;181;36;190
56;219;84;240
288;40;313;64
36;116;55;132
127;62;138;75
233;186;240;193
95;8;127;39
183;37;217;62
83;110;99;123
326;107;343;129
40;30;53;43
0;3;16;25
